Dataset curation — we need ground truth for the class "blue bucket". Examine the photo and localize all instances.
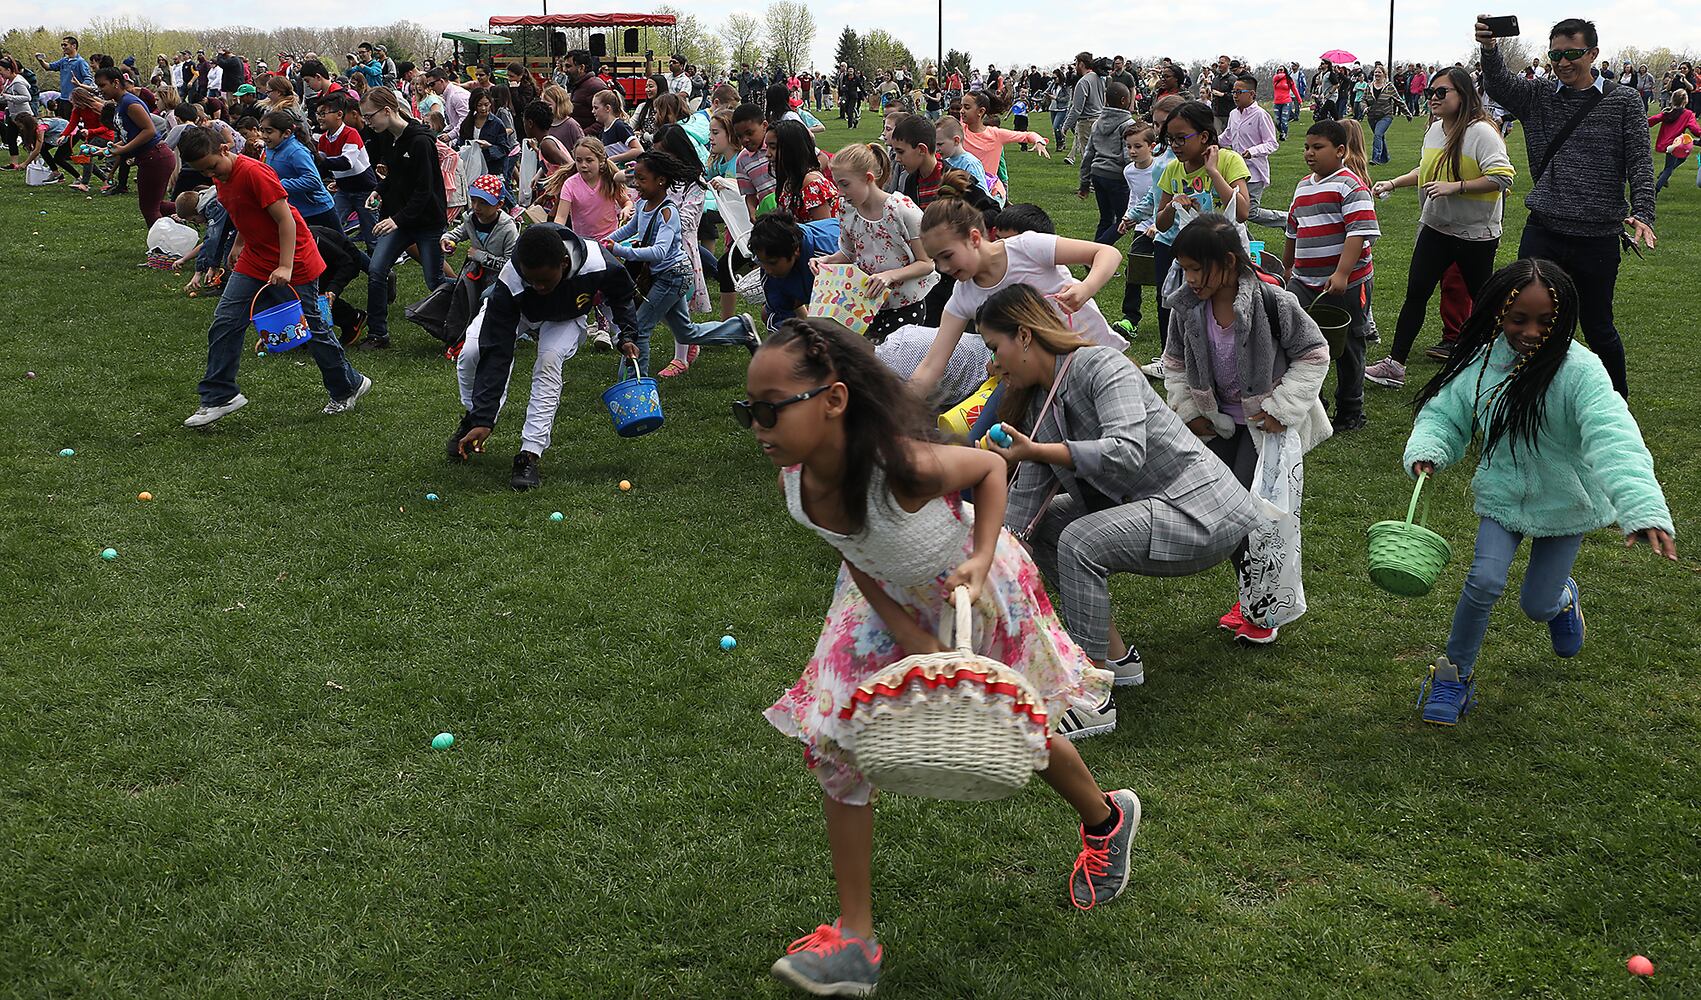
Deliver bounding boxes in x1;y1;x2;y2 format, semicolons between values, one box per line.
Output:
250;286;313;353
602;357;664;437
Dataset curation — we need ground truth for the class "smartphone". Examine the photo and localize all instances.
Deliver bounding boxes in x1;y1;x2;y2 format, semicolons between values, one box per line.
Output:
1482;15;1521;37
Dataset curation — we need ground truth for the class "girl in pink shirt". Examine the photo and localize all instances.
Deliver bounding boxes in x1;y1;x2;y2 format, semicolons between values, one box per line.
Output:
959;90;1050;182
1650;90;1699;195
551;136;629;239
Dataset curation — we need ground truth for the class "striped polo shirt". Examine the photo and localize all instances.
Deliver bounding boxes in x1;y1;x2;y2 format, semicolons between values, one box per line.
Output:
1285;166;1379;290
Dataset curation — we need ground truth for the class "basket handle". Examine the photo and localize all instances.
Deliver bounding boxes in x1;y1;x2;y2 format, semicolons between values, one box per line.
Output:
1406;471;1430;526
617;355;642;383
248;282;302;322
951;586;973;655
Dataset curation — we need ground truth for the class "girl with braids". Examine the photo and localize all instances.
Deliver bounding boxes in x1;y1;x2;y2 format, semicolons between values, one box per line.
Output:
602;148;758;378
1403;259;1676;727
744;317;1136;997
648;124;715;378
811;141;939;342
1367;66;1515;387
765;119;838;222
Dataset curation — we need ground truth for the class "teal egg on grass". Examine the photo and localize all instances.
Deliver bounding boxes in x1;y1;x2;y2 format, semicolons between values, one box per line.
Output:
100;548;117;561
432;732;454;750
425;493;440;502
550;511;564;522
59;448;75;457
720;635;737;651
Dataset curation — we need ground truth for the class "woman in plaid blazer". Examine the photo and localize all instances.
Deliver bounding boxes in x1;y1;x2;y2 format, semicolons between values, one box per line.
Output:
983;284;1259;678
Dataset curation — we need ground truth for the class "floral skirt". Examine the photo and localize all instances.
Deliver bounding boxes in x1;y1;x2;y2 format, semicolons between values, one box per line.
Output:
765;525;1113;806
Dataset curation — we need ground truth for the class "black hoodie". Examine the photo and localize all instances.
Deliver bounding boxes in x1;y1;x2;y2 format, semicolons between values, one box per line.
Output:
377;120;445;234
463;225;640;430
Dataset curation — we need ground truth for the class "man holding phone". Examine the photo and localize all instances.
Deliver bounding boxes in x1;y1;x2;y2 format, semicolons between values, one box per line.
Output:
1476;15;1654;398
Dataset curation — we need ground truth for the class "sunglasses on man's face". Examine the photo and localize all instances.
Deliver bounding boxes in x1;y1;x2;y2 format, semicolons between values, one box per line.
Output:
731;385;832;429
1548;48;1592;63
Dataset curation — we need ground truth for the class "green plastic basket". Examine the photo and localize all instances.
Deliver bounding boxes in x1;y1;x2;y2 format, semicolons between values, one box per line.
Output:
1367;472;1453;596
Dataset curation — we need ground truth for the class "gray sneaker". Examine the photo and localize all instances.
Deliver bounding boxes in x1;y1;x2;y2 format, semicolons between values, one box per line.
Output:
1110;648;1144;687
1364;356;1406;389
322;375;373;415
1056;694;1116;741
1069;788;1142;910
184;393;248;428
740;312;761;350
770;922;881;997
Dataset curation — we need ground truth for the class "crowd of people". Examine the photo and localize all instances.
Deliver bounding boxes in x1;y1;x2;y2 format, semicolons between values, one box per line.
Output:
0;17;1686;998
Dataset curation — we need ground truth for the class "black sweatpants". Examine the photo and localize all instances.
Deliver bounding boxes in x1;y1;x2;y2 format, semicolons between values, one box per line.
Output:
1388;224;1498;365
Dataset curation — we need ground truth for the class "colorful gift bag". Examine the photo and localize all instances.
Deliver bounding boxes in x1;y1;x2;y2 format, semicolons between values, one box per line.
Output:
803;262;889;336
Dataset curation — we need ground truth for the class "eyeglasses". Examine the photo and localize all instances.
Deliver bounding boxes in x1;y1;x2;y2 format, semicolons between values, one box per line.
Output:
1548;48;1591;63
1425;86;1456;99
730;386;832;429
1167;129;1202;144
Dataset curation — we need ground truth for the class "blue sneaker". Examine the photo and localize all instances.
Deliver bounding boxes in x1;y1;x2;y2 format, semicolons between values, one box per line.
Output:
1417;656;1475;726
1548;577;1585;658
770;921;881;997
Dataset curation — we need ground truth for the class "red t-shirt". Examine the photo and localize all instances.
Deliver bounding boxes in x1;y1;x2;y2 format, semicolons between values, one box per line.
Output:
215;154;325;284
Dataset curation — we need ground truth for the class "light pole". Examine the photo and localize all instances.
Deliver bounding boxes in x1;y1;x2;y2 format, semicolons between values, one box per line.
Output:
938;0;943;83
1387;0;1395;76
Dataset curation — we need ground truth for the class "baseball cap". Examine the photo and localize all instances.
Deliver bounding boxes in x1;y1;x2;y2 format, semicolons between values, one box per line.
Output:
234;84;257;96
468;174;505;205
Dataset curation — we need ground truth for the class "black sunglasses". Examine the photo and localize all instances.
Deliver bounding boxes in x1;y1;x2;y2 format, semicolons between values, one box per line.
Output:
1548;48;1591;63
1425;86;1457;99
731;385;832;429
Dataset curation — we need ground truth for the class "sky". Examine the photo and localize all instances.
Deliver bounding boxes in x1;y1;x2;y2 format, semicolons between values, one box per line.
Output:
38;0;1701;72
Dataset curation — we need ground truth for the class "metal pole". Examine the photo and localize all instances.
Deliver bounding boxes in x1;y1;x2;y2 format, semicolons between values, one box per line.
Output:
938;0;943;82
1387;0;1394;76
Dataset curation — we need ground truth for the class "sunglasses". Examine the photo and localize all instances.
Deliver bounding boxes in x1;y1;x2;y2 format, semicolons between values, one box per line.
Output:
1425;86;1457;99
1548;48;1591;63
730;385;832;429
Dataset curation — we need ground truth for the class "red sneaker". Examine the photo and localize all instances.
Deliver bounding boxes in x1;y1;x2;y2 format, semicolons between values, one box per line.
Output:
1234;621;1279;645
1218;602;1246;631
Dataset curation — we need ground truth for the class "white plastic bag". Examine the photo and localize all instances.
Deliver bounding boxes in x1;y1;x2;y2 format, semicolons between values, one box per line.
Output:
1237;427;1307;628
26;161;55;186
147;217;198;257
516;143;540;207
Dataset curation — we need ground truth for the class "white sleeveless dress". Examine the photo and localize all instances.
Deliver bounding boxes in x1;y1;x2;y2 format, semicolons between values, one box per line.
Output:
766;464;1113;806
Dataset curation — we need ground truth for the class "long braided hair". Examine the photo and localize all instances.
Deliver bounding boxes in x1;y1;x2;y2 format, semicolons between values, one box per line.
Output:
1412;259;1578;463
761;318;935;533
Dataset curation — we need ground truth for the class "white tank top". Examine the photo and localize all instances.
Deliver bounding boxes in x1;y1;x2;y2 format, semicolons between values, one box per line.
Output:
783;464;971;587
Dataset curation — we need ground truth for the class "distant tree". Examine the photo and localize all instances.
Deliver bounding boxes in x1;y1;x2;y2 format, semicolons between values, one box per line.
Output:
858;29;915;82
944;49;973;77
720;12;764;70
764;1;815;74
834;26;861;70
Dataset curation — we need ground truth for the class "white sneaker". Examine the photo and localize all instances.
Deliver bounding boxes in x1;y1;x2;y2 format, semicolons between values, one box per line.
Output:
1138;356;1165;379
1110;649;1144;687
1057;695;1117;741
184;393;248;428
740;312;761;348
322;375;373;415
591;328;615;352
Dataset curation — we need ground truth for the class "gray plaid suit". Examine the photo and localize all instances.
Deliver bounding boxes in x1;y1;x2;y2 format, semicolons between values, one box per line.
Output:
1005;347;1259;661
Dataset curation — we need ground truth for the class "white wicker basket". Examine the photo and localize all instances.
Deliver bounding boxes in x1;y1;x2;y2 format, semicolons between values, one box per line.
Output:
842;588;1051;801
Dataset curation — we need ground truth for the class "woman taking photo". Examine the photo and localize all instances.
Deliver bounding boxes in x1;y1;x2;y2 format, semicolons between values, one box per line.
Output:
979;283;1259;700
1364;66;1515;387
1365;65;1403;165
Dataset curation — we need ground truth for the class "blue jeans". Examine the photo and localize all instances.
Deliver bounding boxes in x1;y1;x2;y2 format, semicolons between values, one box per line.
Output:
1655;152;1683;192
1370;116;1394;164
334;189;378;246
1273;102;1295;138
631;269;751;377
199;272;362;406
367;224;446;341
1446;517;1584;675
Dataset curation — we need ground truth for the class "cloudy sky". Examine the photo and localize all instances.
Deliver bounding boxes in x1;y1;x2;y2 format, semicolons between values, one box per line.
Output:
48;0;1701;71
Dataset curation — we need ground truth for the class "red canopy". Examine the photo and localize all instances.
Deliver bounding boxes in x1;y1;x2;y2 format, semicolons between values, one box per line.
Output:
488;13;677;27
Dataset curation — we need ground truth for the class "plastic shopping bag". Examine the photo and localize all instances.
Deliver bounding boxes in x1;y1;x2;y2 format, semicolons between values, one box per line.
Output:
803;262;889;336
1237;427;1307;628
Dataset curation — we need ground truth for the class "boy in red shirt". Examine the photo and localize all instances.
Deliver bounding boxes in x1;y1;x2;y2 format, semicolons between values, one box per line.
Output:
176;125;371;428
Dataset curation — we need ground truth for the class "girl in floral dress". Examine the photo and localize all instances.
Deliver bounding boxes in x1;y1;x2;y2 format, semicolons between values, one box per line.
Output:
809;142;940;342
741;317;1140;998
766;119;838;222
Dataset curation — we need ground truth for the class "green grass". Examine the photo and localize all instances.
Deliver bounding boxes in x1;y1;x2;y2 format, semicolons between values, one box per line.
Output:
3;117;1699;998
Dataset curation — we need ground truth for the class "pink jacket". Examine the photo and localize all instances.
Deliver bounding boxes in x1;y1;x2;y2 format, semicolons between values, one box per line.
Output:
1649;108;1699;153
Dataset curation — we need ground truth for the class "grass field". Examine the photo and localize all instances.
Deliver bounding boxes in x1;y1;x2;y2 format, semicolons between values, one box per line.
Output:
3;115;1699;998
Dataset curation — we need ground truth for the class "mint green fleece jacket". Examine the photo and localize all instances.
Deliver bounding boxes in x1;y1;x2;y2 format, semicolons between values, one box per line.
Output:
1402;336;1674;539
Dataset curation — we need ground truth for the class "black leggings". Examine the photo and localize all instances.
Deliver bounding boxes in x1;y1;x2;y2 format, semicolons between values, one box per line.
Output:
698;209;735;292
1388;225;1499;365
0;117;24;156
